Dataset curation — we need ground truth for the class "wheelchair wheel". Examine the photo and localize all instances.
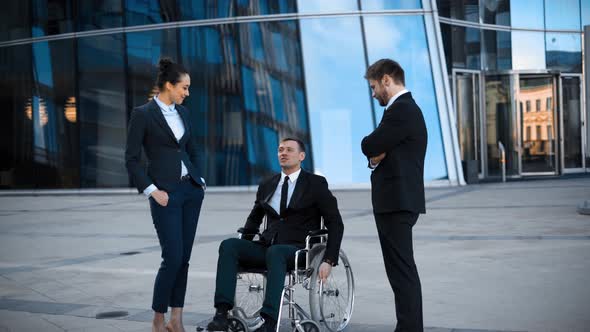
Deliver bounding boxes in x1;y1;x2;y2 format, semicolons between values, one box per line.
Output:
228;316;248;332
308;245;355;332
293;320;321;332
234;272;265;319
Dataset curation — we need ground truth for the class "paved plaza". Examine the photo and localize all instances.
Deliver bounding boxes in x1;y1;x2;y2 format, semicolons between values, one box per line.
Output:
0;176;589;331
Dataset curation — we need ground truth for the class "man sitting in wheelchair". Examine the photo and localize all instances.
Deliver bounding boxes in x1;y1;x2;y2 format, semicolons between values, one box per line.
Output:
207;137;344;332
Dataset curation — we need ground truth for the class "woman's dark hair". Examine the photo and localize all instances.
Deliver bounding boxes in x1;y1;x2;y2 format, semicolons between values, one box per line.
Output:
156;57;189;90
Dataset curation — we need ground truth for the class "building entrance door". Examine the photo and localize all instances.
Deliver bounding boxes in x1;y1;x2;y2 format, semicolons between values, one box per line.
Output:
453;69;484;180
559;74;586;172
517;76;558;175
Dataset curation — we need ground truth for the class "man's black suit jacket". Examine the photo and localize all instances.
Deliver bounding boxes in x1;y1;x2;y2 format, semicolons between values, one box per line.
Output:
243;169;344;264
361;92;427;214
125;99;205;193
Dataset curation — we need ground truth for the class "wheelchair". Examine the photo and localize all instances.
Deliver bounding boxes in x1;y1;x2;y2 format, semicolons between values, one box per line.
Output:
224;221;355;332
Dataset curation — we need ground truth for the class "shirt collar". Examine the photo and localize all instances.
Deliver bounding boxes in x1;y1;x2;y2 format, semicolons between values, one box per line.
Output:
154;95;176;114
385;89;409;110
281;168;302;183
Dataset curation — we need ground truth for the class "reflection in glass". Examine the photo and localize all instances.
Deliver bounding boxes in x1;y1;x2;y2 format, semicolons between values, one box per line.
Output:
0;44;35;188
297;0;358;13
441;24;480;70
299;16;371;184
437;0;479;22
518;77;556;173
178;0;234;20
77;1;123;31
562;77;583;168
582;0;590;27
485;75;517;176
545;0;581;30
546;33;582;73
32;0;75;37
0;2;31;42
126;0;180;26
509;0;544;29
482;0;510;25
483;30;511;70
31;39;80;188
512;31;545;70
360;0;422;10
455;73;481;174
77;35;127;187
363;15;448;180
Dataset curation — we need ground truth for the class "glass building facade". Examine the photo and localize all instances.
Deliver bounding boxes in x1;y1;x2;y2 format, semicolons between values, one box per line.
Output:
0;0;587;189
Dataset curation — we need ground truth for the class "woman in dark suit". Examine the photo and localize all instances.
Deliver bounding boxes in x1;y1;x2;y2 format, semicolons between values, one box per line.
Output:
125;58;206;332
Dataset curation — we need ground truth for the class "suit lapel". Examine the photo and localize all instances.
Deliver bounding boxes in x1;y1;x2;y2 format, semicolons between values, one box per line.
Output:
287;170;308;209
263;174;281;203
177;106;190;145
149;99;178;145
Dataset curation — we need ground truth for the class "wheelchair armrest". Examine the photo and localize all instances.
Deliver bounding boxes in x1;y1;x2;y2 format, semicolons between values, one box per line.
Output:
308;229;328;237
237;227;259;235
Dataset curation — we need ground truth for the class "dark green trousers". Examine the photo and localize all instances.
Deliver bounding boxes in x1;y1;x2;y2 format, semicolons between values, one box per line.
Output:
214;238;299;320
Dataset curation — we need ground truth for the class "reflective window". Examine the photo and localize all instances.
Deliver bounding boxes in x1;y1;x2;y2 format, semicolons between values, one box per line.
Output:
0;44;35;188
179;0;235;20
77;0;123;31
236;0;297;16
485;75;517;176
545;0;581;30
297;0;358;13
582;0;590;27
126;0;180;26
31;0;75;37
445;24;480;70
437;0;479;22
180;24;249;186
363;15;448;181
483;30;511;70
360;0;422;10
0;2;31;42
510;0;544;29
30;39;80;188
546;33;582;73
482;0;510;25
299;16;373;184
77;35;128;187
512;31;545;70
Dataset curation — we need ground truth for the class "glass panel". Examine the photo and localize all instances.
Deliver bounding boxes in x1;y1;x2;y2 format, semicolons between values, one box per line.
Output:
456;74;476;162
299;16;372;184
77;35;127;187
485;75;517;176
482;0;510;25
364;15;448;180
440;24;481;72
178;24;247;186
77;0;123;31
236;20;310;183
562;76;583;168
30;39;80;188
236;0;297;15
545;0;581;30
519;77;556;173
0;2;31;42
360;0;422;10
31;0;75;37
126;0;181;26
437;0;479;22
0;44;35;188
297;0;358;13
483;30;511;70
512;31;545;70
178;0;234;20
582;0;590;27
546;33;582;73
510;0;544;29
